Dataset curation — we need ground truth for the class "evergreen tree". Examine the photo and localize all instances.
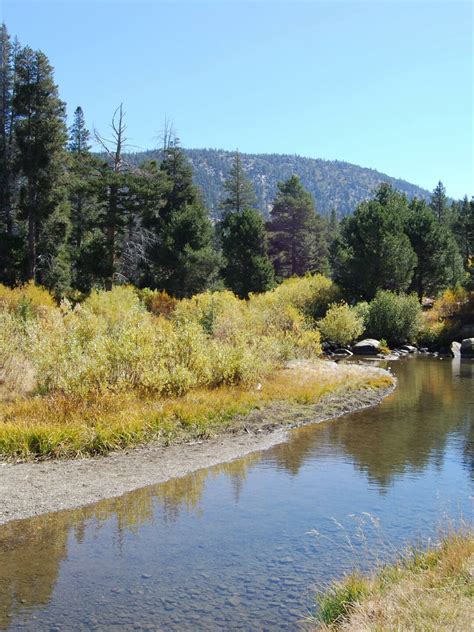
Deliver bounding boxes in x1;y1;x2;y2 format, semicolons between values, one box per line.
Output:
406;198;464;300
13;45;70;293
0;24;13;238
453;195;474;272
221;151;256;214
219;153;273;297
430;180;448;223
67;106;104;290
267;175;327;279
333;184;416;300
142;140;219;296
220;209;274;298
0;25;22;285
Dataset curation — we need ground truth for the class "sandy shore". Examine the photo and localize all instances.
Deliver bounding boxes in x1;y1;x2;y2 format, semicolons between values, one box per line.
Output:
0;366;394;526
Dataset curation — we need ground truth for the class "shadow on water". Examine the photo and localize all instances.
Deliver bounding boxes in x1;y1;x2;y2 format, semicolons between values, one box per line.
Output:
0;357;472;630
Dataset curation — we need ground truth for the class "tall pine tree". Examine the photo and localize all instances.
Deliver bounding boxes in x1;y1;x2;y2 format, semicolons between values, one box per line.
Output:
13;45;70;293
67;106;105;290
430;180;448;223
267;175;327;279
0;25;22;284
142;139;219;296
219;152;274;297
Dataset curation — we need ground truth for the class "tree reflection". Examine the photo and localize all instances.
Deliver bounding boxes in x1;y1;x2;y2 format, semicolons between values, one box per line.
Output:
268;358;472;489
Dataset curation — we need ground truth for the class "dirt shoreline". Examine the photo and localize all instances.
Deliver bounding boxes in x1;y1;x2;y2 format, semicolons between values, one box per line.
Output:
0;374;394;526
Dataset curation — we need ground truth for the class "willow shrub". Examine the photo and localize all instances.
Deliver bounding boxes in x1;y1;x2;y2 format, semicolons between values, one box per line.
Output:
0;276;340;399
365;291;422;347
317;302;365;347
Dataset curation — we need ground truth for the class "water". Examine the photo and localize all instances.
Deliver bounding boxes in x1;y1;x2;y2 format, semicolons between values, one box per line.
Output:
0;357;472;631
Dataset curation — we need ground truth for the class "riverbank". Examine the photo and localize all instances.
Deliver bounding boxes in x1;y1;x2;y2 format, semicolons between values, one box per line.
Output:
0;361;394;524
312;530;474;631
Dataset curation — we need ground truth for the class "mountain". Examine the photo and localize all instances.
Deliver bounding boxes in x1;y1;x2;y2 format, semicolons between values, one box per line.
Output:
127;148;431;219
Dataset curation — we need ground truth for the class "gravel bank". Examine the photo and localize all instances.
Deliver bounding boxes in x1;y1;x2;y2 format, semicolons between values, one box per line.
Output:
0;364;394;525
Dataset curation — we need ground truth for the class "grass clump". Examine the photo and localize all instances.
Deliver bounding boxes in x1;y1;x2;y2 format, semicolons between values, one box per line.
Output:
313;530;474;631
317;574;368;626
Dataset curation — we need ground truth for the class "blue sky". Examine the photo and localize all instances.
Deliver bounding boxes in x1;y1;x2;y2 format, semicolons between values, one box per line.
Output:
2;1;473;198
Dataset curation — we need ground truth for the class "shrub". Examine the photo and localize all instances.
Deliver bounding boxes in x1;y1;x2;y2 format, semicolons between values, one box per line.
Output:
0;281;55;317
418;288;474;349
317;302;364;346
366;291;422;347
138;288;178;318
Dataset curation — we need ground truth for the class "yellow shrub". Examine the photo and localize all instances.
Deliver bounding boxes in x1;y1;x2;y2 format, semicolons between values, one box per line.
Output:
0;282;55;316
0;276;340;400
317;302;364;346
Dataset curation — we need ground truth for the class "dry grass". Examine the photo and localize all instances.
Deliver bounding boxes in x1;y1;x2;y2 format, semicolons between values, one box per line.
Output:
0;361;393;461
314;530;474;631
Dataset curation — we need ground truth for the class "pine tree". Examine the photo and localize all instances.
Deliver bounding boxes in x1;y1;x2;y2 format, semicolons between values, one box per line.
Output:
333;184;416;300
219;153;273;297
67;106;105;290
0;23;13;238
221;151;256;215
220;208;274;298
406;198;464;300
142;140;219;296
453;195;474;272
267;175;327;279
13;45;70;293
0;25;23;285
430;180;448;223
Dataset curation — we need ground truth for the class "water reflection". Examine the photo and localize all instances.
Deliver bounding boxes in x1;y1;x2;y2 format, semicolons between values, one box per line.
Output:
0;454;262;629
0;357;471;630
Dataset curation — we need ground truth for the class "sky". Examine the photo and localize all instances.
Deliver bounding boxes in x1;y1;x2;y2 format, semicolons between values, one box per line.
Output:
2;0;473;198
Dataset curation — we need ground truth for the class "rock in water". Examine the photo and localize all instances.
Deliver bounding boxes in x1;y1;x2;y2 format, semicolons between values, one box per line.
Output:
333;348;353;357
451;341;461;357
460;338;474;358
352;339;380;356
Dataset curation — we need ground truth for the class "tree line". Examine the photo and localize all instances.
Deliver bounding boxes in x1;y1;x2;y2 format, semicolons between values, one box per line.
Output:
0;24;472;300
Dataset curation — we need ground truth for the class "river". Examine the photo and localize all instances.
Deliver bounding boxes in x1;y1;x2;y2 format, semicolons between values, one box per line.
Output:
0;356;472;630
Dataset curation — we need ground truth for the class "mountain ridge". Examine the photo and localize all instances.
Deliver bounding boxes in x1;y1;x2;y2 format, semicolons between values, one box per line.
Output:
127;147;431;219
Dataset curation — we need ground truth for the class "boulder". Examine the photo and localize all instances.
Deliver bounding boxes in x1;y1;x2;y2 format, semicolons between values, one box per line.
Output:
333;348;353;358
450;341;461;357
400;344;417;354
352;339;380;356
460;338;474;358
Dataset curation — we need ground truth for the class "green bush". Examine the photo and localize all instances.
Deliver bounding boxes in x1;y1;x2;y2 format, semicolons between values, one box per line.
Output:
366;291;422;347
317;302;364;346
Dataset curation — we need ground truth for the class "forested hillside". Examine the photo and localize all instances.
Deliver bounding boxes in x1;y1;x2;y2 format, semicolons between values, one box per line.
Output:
128;148;431;218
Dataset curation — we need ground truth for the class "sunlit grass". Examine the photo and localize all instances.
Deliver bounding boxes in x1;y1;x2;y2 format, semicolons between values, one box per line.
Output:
0;363;393;460
312;529;474;631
